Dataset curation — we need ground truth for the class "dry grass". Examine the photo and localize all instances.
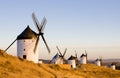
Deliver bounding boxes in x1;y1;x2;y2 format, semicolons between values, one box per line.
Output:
0;49;120;78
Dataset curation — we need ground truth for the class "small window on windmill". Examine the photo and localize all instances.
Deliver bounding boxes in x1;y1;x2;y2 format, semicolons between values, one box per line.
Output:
24;49;25;51
23;55;26;59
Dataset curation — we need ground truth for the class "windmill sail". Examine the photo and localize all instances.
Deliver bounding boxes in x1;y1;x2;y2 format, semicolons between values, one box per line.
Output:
56;46;62;56
63;48;67;57
40;17;47;33
32;12;50;53
32;13;41;31
41;35;50;53
34;36;39;52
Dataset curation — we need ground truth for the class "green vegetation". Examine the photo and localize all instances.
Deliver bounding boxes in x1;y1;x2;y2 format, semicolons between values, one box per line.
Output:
0;49;120;78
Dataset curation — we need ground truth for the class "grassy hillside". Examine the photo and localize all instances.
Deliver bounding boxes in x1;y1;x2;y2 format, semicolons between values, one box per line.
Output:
0;49;120;78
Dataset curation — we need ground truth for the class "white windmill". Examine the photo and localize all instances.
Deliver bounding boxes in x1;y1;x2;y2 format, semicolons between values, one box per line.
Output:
67;55;76;68
49;46;67;64
5;13;50;63
110;63;116;70
94;57;102;66
80;50;87;64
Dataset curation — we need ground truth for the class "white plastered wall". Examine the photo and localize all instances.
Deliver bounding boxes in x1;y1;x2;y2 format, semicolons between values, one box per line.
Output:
55;57;63;64
80;56;87;64
17;38;39;63
68;60;76;68
110;65;116;70
95;60;101;66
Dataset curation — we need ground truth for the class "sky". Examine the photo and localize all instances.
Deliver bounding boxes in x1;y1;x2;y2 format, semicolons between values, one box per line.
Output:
0;0;120;60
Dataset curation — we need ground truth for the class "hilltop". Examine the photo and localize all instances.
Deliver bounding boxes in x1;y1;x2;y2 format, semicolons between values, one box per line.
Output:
0;49;120;78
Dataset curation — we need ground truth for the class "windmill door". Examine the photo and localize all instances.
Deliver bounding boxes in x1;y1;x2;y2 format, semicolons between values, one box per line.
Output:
23;55;26;59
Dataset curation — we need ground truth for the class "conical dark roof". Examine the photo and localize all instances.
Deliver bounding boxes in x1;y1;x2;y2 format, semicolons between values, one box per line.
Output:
17;26;37;40
81;54;87;57
68;55;76;60
95;58;102;61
